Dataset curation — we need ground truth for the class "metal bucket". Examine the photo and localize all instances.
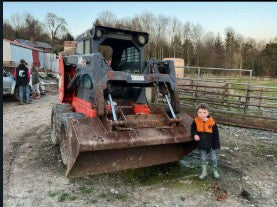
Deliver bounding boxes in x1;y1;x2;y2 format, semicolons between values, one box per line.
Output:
64;111;196;177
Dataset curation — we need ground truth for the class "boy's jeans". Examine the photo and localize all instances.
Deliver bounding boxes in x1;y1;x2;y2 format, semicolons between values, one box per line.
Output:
19;85;30;103
200;149;217;165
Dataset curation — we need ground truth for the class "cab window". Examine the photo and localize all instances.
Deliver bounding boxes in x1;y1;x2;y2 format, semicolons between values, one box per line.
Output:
79;74;93;89
84;40;90;54
121;47;140;63
76;41;84;55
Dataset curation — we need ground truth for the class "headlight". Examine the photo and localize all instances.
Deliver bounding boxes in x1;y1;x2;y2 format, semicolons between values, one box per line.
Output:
138;35;146;45
96;29;102;38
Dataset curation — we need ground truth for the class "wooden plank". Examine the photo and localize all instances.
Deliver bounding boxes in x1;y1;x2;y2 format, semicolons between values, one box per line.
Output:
151;103;277;132
178;88;277;100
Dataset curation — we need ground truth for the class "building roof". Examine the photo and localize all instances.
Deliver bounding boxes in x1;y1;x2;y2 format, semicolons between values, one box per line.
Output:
4;38;43;52
16;39;52;49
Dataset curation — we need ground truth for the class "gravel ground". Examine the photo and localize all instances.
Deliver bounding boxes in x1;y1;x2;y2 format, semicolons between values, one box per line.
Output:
3;91;277;207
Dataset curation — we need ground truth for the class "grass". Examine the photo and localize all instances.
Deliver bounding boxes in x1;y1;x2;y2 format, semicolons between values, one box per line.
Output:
79;186;93;194
69;175;98;185
47;191;58;197
91;198;98;203
83;176;97;185
115;193;128;201
56;163;67;174
98;192;108;198
69;177;82;184
117;158;199;187
48;191;77;202
57;192;77;202
249;79;277;88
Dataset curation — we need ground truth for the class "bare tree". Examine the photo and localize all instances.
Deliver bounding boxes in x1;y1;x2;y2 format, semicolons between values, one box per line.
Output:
155;15;169;59
85;10;276;76
45;12;68;47
192;23;204;65
234;33;244;69
3;19;16;40
129;16;143;31
5;13;51;42
97;10;118;27
10;13;24;31
170;17;183;58
213;33;225;68
137;11;156;59
24;14;46;40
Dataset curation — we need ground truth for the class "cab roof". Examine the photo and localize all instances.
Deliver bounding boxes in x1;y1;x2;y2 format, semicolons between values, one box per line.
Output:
75;26;149;42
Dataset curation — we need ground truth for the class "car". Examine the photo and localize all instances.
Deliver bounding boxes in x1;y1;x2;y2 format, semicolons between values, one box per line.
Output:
3;69;45;101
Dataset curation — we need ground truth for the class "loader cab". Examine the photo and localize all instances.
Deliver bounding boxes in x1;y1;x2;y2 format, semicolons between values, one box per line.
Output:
75;26;149;74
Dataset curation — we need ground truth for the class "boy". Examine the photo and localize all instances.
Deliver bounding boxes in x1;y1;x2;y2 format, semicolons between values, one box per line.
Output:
191;103;220;180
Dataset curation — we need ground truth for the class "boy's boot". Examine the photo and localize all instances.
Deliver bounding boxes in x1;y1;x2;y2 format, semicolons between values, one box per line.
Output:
213;163;220;179
199;164;208;180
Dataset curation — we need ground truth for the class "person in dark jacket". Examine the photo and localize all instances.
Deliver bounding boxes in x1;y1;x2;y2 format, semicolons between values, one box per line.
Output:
13;59;31;104
191;103;220;180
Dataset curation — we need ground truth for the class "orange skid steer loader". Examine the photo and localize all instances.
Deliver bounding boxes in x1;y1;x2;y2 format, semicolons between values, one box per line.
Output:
50;26;197;177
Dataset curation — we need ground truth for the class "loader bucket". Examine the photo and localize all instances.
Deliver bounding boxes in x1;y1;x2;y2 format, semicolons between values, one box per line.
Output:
64;111;196;177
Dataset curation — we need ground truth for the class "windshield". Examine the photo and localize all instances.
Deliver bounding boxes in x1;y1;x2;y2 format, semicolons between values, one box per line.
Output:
117;46;140;74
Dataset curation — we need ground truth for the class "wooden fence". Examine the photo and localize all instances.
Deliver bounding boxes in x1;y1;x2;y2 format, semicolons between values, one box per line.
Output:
152;66;277;131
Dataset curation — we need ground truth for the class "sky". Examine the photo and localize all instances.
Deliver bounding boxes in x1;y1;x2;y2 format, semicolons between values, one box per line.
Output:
3;2;277;42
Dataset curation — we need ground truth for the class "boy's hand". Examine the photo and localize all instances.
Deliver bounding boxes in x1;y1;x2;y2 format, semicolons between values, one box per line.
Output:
194;135;200;141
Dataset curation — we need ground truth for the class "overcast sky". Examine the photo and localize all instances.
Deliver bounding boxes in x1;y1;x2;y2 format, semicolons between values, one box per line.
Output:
3;2;277;41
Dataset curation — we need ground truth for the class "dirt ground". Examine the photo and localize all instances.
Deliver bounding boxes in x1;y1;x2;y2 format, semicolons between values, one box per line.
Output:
3;89;277;207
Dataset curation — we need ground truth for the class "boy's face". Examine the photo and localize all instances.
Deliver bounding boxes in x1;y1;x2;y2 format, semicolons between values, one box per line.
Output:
197;108;209;121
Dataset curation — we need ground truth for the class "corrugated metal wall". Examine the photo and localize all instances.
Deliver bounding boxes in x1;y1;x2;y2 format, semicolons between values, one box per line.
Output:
39;51;44;68
3;39;58;72
52;59;59;73
42;53;58;72
43;53;51;69
3;39;12;61
11;44;33;67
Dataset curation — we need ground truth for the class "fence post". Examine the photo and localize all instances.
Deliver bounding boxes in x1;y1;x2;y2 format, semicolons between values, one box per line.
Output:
244;70;253;114
190;79;194;90
222;81;228;106
244;85;251;114
194;82;198;107
198;68;201;78
258;88;263;111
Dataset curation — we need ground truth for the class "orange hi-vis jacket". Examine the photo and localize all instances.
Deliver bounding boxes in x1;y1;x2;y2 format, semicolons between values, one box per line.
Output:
195;116;215;133
191;116;220;150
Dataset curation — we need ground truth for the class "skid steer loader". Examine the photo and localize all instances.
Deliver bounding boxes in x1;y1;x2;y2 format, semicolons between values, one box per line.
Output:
51;26;197;177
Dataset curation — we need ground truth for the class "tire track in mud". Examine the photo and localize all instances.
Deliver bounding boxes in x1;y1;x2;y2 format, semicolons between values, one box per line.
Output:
4;124;51;206
3;95;57;202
